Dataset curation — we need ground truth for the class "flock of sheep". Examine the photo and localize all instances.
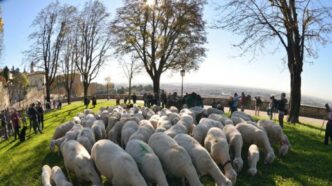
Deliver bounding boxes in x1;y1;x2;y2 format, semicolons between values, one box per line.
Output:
41;105;291;186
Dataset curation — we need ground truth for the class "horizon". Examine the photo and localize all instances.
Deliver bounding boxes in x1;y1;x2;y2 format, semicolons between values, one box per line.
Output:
1;0;332;102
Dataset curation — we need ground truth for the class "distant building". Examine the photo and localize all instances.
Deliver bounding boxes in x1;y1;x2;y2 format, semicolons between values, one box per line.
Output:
27;71;45;91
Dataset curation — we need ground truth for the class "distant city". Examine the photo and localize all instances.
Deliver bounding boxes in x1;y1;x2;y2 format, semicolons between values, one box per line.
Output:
115;83;331;108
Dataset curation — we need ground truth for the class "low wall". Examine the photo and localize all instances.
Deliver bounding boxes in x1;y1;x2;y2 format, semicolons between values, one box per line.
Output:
63;94;327;120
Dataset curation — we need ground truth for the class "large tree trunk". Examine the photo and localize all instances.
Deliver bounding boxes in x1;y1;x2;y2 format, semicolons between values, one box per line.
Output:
83;81;89;100
65;87;71;104
45;75;51;103
288;69;302;123
128;78;132;104
152;74;161;106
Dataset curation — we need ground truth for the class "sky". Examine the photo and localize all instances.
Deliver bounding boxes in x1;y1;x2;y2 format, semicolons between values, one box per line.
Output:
0;0;331;101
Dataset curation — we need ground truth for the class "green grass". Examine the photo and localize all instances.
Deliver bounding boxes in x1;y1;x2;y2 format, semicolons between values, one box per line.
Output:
0;101;331;186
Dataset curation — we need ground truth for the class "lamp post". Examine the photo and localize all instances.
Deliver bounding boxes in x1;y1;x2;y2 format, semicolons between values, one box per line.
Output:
180;69;185;97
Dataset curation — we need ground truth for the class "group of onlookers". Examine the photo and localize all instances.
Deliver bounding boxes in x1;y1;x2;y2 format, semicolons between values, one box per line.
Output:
0;101;46;141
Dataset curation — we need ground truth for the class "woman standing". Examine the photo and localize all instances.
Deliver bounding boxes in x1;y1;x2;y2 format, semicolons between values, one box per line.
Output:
277;93;288;128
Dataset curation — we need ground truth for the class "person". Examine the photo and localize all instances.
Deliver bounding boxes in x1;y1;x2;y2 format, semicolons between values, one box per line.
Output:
160;91;167;108
277;93;288;128
324;104;332;145
92;97;97;108
230;93;240;115
4;109;12;136
254;96;262;116
0;111;8;140
116;95;120;105
10;109;20;140
58;99;62;109
124;96;128;105
267;96;277;120
143;93;148;107
84;97;89;108
36;102;44;130
132;93;137;104
28;103;42;134
240;92;246;112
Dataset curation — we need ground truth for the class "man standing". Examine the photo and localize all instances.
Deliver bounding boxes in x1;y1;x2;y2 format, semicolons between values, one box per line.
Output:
28;103;42;134
277;93;288;128
132;93;137;104
10;109;20;140
36;102;44;130
324;104;332;145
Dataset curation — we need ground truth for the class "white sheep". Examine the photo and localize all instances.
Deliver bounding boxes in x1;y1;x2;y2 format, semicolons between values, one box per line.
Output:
51;121;75;140
129;120;155;143
169;106;179;113
205;107;224;116
126;139;168;186
247;144;260;176
77;128;95;153
81;114;96;128
235;123;275;164
204;127;237;185
164;123;188;138
180;108;197;124
257;120;291;156
120;120;139;147
91;139;147;186
108;120;125;144
174;134;232;186
149;114;161;129
230;116;246;125
192;118;224;144
51;166;73;186
61;140;101;185
179;113;194;134
156;117;173;131
231;111;253;122
208;113;228;125
148;132;203;186
91;120;106;141
223;124;243;173
50;124;83;152
106;116;119;133
41;165;52;186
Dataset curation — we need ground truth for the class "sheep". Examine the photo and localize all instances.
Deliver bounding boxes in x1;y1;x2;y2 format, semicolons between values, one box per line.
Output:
230;116;246;125
247;144;260;176
106;116;119;133
72;116;81;124
77;128;95;153
164;123;188;138
235;123;275;164
179;113;194;134
120;120;139;147
169;106;179;113
91;139;147;186
99;110;109;128
149;132;203;186
180;108;197;124
231;111;253;122
205;107;224;117
108;120;125;144
81;114;96;128
257;120;291;156
174;134;232;186
157;118;173;131
204;127;237;185
208;113;228;125
126;139;168;186
61;140;101;185
224;118;234;125
129;120;155;143
51;166;73;186
223;124;243;173
41;165;52;186
192;118;224;144
51;121;75;140
149;114;161;129
91;120;106;141
142;108;155;120
50;124;83;152
166;112;181;125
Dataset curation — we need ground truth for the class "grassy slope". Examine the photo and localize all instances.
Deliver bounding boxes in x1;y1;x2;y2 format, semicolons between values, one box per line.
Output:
0;100;331;186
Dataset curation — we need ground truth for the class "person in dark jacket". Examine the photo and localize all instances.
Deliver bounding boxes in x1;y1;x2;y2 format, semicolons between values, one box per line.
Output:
277;93;288;128
324;104;332;145
132;93;137;104
92;97;97;108
161;90;167;108
84;97;89;108
28;103;42;134
36;102;44;130
11;109;20;140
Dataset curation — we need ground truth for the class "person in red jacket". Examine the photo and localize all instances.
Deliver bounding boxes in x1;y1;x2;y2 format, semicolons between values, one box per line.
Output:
11;109;20;140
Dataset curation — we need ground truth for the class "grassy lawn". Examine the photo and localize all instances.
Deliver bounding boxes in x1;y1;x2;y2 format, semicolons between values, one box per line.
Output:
0;100;331;186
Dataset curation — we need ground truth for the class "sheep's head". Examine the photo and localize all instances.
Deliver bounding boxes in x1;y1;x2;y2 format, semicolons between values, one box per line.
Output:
248;167;258;176
232;157;243;173
49;140;55;152
264;151;275;164
225;168;237;186
279;144;289;156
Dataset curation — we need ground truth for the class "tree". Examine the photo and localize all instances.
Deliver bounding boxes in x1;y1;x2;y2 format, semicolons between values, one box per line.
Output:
120;56;142;103
75;1;112;100
60;6;78;104
27;2;74;102
2;66;9;82
111;0;207;101
215;0;332;122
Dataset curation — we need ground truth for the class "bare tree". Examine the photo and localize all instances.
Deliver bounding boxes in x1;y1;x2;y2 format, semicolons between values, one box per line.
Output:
120;56;142;103
111;0;207;102
60;6;78;104
27;2;74;102
75;1;112;100
215;0;332;122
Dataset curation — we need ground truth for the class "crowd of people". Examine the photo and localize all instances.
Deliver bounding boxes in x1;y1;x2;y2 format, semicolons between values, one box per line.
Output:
0;99;60;141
